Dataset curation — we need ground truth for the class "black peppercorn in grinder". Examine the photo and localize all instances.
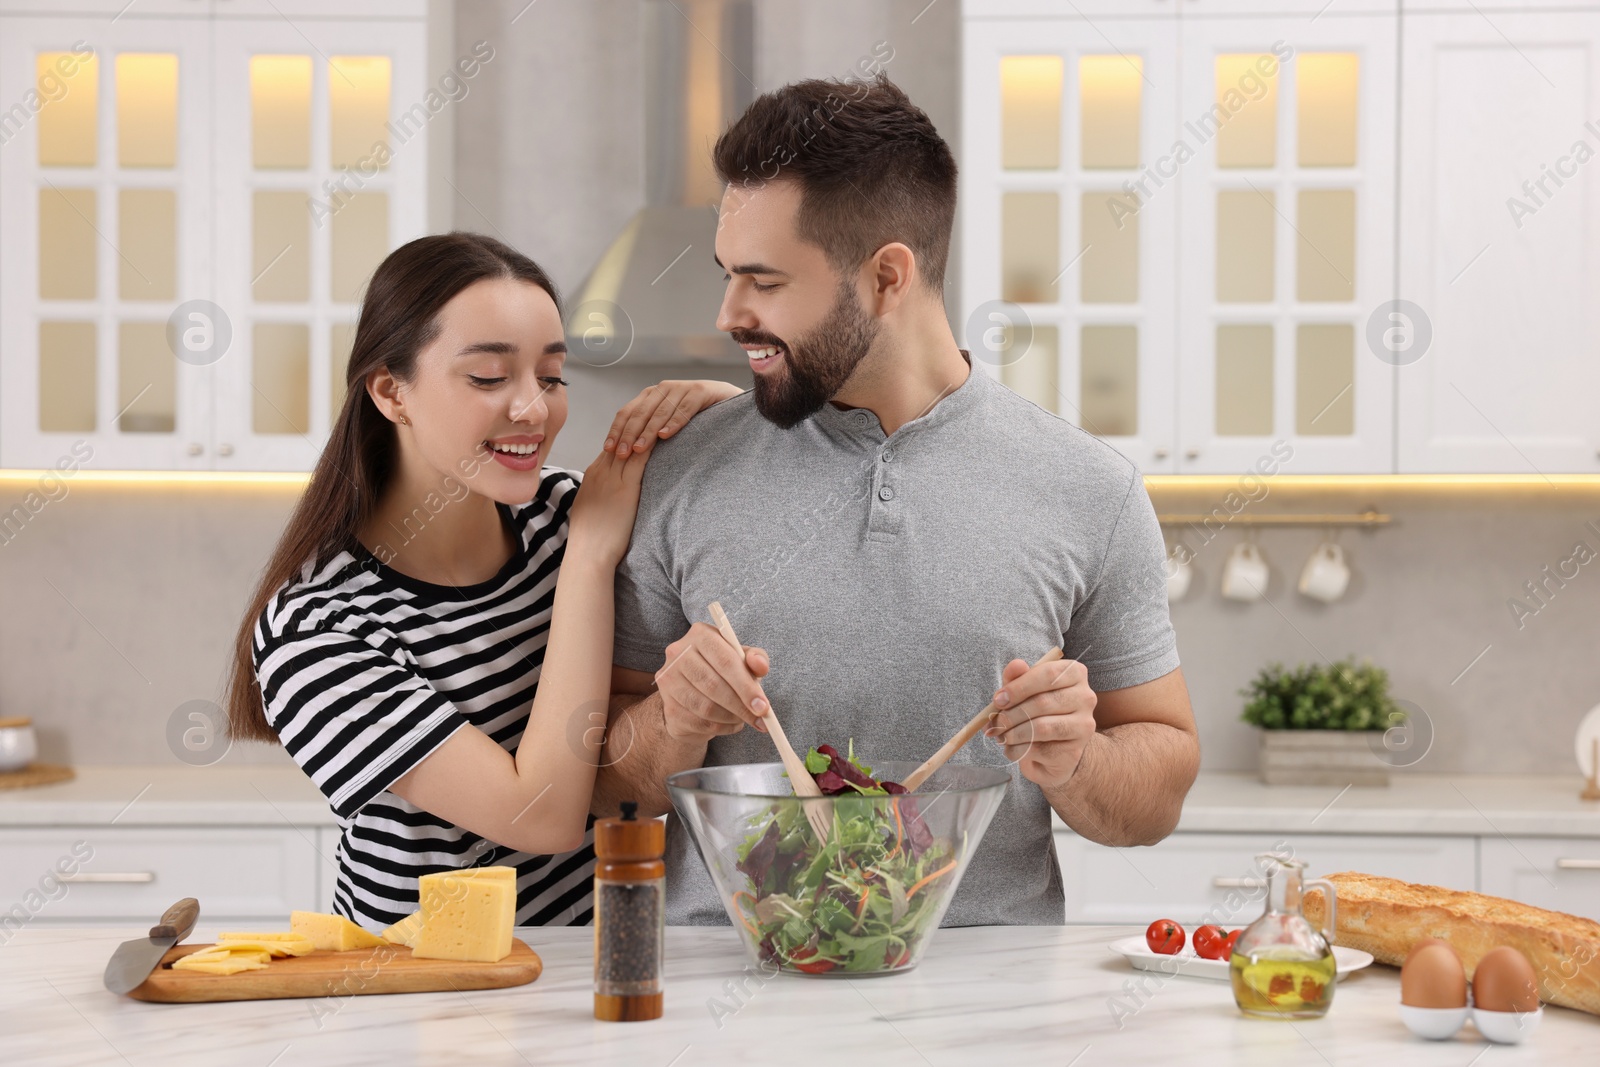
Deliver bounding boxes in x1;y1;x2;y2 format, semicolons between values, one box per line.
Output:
594;801;665;1021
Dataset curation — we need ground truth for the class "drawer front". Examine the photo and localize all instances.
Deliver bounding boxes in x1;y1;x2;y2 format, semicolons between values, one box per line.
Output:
1056;831;1478;925
1478;837;1600;923
0;827;322;926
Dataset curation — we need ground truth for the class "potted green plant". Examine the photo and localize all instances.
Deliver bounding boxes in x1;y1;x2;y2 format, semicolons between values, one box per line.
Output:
1240;658;1404;786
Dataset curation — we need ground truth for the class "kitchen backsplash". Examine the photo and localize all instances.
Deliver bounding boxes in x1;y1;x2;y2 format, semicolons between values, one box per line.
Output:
3;476;1596;776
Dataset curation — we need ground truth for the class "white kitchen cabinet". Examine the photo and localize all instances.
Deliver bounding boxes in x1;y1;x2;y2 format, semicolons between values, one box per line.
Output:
206;15;429;473
1054;829;1477;925
0;826;322;923
0;2;431;472
1396;11;1600;473
1175;13;1397;474
962;1;1398;474
1478;836;1600;924
962;16;1182;471
965;1;1600;475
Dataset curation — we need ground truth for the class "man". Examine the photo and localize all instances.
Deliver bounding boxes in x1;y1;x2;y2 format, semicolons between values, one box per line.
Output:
594;74;1198;926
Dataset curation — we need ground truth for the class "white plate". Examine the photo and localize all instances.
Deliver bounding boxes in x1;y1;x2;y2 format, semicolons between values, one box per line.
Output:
1109;936;1374;982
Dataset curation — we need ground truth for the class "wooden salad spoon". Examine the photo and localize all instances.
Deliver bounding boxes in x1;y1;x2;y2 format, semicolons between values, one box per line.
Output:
902;647;1066;792
707;602;832;842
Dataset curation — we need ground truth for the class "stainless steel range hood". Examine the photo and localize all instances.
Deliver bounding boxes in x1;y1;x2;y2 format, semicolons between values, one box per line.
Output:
565;0;754;365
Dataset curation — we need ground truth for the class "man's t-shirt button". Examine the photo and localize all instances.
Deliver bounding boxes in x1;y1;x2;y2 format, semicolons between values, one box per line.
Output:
878;486;895;501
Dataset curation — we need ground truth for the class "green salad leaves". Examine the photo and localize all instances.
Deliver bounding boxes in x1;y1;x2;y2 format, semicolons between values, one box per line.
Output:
732;744;960;974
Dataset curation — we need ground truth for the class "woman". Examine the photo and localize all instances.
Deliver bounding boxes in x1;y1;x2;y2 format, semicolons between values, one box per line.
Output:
225;232;741;928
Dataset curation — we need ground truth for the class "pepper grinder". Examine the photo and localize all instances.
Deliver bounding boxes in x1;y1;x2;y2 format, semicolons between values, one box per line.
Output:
594;801;665;1021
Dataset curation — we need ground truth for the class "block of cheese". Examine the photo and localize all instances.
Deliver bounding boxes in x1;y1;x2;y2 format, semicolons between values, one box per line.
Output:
432;866;518;887
382;910;424;948
411;868;517;963
1304;871;1600;1017
290;910;386;952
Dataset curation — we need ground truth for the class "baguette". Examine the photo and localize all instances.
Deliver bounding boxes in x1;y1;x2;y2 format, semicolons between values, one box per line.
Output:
1302;871;1600;1016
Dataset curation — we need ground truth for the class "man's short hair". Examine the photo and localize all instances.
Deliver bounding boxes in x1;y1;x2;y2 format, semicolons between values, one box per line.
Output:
713;73;958;293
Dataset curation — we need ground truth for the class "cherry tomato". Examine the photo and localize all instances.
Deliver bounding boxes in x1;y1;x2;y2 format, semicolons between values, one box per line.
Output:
1222;929;1242;958
1193;924;1228;960
884;944;912;968
790;945;836;974
1145;919;1185;955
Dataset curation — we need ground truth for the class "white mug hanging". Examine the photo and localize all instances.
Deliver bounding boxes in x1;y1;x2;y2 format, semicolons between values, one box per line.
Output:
1165;545;1192;602
1221;541;1270;602
1298;541;1351;603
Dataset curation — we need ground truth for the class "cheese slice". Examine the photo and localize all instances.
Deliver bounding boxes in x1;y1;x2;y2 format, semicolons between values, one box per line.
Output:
171;944;272;973
212;934;312;959
213;936;314;958
381;910;424;948
172;953;268;975
411;873;515;963
217;930;313;944
290;910;385;952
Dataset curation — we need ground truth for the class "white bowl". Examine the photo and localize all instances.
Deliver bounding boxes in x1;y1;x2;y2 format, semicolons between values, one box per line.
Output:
0;724;37;772
1399;1004;1469;1040
1473;1004;1542;1044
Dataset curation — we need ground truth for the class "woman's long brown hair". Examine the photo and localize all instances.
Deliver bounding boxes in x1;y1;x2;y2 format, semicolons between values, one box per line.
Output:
225;232;561;743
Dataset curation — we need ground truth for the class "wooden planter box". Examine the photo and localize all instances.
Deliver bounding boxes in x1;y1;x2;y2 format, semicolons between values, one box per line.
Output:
1257;730;1390;787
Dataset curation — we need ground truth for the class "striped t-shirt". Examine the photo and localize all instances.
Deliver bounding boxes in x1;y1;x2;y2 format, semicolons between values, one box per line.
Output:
252;467;596;929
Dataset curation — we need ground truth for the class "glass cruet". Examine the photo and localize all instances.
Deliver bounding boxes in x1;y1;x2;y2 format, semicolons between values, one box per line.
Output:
1229;853;1338;1019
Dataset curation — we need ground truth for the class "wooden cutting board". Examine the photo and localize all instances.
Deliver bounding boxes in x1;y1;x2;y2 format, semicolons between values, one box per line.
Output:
126;938;542;1003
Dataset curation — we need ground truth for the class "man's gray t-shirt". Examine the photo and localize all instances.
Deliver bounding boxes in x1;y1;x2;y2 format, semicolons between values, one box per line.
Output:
613;359;1180;926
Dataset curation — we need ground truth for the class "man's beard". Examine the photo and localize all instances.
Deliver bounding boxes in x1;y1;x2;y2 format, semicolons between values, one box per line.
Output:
746;281;879;429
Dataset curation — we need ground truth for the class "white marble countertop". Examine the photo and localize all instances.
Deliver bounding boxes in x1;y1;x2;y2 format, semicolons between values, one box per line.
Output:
0;765;334;827
1155;771;1600;838
5;925;1595;1066
6;766;1597;838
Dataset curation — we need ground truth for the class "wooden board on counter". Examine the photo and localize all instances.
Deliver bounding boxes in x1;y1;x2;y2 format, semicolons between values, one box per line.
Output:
126;938;542;1003
0;763;74;791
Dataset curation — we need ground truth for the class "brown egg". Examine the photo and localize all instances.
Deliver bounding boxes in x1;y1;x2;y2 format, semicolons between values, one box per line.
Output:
1405;937;1455;964
1472;946;1540;1014
1400;942;1468;1009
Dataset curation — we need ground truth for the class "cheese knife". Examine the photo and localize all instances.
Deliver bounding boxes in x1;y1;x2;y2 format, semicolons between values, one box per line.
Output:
103;897;199;994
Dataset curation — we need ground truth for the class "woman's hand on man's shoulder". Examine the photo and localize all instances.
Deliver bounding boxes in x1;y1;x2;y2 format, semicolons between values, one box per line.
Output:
603;380;745;459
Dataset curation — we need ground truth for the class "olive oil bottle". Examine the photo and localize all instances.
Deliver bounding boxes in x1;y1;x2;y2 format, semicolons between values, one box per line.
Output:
1229;853;1339;1020
1231;947;1337;1017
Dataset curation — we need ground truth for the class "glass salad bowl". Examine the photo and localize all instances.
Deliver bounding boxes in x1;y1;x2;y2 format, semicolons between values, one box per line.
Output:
668;760;1008;977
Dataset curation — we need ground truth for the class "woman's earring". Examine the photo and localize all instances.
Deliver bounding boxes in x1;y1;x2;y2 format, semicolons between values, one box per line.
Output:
398;416;409;425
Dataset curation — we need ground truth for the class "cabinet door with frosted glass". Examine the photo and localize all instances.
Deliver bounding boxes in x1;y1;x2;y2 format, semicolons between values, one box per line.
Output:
962;17;1181;472
0;16;214;470
1175;13;1397;474
1397;11;1600;473
207;18;427;472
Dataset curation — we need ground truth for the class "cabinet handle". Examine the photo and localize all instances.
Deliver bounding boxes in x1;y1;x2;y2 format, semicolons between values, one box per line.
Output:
1185;448;1201;460
59;871;155;884
218;443;234;457
1154;447;1170;459
1213;877;1263;889
1556;858;1600;870
186;443;203;456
